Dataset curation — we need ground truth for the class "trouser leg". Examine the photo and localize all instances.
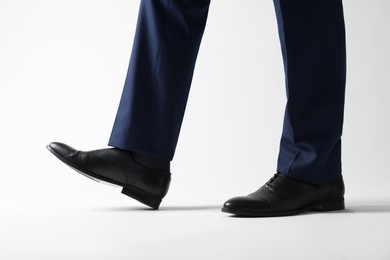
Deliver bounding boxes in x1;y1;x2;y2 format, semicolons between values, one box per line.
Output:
109;0;210;160
273;0;347;185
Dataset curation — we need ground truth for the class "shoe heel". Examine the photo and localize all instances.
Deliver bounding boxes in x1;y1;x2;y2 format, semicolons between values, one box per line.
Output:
312;198;345;212
121;186;162;210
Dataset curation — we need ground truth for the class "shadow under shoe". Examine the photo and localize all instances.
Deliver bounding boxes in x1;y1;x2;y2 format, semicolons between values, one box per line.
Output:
47;142;171;209
222;173;345;217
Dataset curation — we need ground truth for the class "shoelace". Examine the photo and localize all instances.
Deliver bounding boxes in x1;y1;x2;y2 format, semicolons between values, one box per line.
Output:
266;174;283;188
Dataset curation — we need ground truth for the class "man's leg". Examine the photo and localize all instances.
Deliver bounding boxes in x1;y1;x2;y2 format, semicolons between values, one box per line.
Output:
223;0;346;216
47;0;210;209
275;0;346;185
109;0;211;161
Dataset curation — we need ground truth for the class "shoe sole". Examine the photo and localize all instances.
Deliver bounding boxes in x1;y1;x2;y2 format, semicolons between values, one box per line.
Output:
46;145;162;209
221;198;345;217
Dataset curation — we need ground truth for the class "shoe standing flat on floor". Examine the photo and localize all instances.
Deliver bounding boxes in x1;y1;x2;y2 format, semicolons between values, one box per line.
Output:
222;173;345;217
47;142;171;209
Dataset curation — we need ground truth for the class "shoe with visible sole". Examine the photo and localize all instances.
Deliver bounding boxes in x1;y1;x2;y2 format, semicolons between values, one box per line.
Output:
47;142;171;209
222;173;345;217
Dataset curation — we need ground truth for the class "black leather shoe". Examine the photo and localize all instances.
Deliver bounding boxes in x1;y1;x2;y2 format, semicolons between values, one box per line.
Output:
222;173;345;217
47;142;171;209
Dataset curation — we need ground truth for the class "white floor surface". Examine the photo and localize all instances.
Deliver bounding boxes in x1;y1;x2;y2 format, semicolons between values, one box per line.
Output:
1;190;390;260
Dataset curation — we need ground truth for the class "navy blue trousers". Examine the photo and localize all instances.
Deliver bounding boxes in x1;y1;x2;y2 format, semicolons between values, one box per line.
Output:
109;0;346;185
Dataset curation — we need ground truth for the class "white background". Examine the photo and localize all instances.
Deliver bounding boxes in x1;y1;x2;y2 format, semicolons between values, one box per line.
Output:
1;0;390;259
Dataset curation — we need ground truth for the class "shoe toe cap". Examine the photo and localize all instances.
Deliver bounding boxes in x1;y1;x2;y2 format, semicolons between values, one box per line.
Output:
47;142;77;157
223;196;272;212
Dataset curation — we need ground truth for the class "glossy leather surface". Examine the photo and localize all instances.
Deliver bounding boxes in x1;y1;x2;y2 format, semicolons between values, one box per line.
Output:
222;173;345;217
47;142;171;209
